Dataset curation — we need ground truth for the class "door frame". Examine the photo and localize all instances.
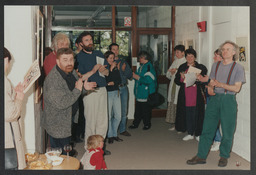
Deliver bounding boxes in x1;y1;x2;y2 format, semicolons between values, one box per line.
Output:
136;30;172;117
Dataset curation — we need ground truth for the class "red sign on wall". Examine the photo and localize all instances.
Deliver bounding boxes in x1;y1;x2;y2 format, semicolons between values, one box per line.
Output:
124;17;131;26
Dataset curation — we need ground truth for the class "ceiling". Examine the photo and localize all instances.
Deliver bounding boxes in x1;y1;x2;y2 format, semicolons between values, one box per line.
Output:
52;5;154;28
52;5;131;27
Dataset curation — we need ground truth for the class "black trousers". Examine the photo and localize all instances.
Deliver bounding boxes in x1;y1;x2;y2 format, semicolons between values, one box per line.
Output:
133;101;152;127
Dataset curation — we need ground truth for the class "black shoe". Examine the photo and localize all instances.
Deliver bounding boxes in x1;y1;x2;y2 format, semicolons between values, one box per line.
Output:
113;137;123;142
120;131;131;136
104;149;111;155
218;157;228;167
108;137;114;144
187;156;206;165
143;125;151;130
129;124;138;129
75;137;83;143
69;149;78;157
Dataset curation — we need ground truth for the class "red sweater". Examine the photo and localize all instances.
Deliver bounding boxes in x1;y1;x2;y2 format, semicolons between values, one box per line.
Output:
43;51;57;76
89;148;107;170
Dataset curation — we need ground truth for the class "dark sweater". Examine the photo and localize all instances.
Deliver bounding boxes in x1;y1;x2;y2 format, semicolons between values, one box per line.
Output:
76;50;107;87
106;67;121;91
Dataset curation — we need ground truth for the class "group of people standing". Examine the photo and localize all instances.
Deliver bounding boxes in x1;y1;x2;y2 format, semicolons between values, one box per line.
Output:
165;41;245;167
4;29;245;169
41;31;157;169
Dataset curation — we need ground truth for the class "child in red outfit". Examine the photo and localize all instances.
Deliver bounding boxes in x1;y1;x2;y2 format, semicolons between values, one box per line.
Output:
80;135;107;170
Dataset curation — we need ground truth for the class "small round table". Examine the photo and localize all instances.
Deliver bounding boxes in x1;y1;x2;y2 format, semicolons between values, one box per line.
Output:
52;155;80;170
26;154;80;170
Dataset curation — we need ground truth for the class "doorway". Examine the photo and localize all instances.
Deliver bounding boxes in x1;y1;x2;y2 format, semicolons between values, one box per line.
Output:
137;30;171;117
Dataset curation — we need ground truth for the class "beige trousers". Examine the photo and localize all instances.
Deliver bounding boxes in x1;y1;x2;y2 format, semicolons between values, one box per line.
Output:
83;87;108;149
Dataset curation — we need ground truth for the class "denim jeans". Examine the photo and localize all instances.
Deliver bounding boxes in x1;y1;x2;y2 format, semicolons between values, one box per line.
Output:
214;127;222;142
107;90;122;138
118;86;129;133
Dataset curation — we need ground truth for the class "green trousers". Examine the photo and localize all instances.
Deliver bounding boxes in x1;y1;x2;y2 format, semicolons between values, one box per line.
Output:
197;93;237;159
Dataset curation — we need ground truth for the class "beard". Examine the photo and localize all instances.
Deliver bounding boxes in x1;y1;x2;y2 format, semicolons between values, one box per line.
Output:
65;65;74;73
83;44;94;52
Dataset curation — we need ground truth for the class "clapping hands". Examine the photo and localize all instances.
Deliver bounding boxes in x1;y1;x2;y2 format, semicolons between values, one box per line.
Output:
75;78;97;91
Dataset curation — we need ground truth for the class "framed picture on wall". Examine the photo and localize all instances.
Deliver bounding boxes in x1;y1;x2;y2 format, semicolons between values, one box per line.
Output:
185;39;194;50
35;9;44;103
236;37;249;71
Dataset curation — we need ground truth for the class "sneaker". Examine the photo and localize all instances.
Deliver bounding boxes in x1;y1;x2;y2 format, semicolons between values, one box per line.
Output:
195;136;200;142
211;141;220;151
120;131;131;136
187;156;206;165
218;157;228;167
183;135;194;141
168;126;175;131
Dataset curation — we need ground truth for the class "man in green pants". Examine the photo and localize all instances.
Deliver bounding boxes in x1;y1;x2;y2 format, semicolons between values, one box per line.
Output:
187;41;246;167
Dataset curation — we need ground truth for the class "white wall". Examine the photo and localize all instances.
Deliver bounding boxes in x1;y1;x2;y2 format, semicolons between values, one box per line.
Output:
4;6;38;153
175;6;250;161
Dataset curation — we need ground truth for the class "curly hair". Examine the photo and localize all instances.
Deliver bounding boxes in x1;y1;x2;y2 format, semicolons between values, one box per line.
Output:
87;135;104;150
219;40;239;61
51;32;70;51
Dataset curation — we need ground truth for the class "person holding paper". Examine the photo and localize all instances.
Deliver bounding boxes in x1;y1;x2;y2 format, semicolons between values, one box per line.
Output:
165;45;186;131
174;48;207;141
187;41;245;167
75;31;110;155
4;47;26;169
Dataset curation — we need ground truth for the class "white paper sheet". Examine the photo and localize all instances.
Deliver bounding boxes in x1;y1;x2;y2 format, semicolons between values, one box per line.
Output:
187;66;202;74
184;72;197;87
96;56;105;77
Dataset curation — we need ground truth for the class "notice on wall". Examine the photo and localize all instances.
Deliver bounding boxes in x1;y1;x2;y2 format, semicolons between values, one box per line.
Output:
124;17;132;26
23;59;41;93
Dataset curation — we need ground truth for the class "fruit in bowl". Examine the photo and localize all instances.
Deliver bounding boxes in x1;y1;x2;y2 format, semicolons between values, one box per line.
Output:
28;158;52;170
25;152;39;163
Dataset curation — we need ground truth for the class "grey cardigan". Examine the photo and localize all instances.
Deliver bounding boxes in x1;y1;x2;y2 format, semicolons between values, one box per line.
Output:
42;66;81;138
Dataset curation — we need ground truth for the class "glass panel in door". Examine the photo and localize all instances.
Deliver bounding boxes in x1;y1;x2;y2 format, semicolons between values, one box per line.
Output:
139;34;169;110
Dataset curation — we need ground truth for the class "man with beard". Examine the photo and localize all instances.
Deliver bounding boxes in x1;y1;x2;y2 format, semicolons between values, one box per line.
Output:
75;31;110;154
42;48;97;155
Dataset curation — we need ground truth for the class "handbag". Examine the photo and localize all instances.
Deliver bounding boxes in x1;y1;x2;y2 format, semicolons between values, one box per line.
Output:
147;92;165;107
145;64;165;107
5;123;18;170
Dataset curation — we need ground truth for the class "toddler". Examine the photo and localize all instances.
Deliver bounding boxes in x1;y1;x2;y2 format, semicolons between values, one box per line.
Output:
80;135;107;170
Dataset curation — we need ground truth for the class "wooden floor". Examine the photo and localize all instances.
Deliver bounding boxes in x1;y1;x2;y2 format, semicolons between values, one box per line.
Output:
74;118;250;170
